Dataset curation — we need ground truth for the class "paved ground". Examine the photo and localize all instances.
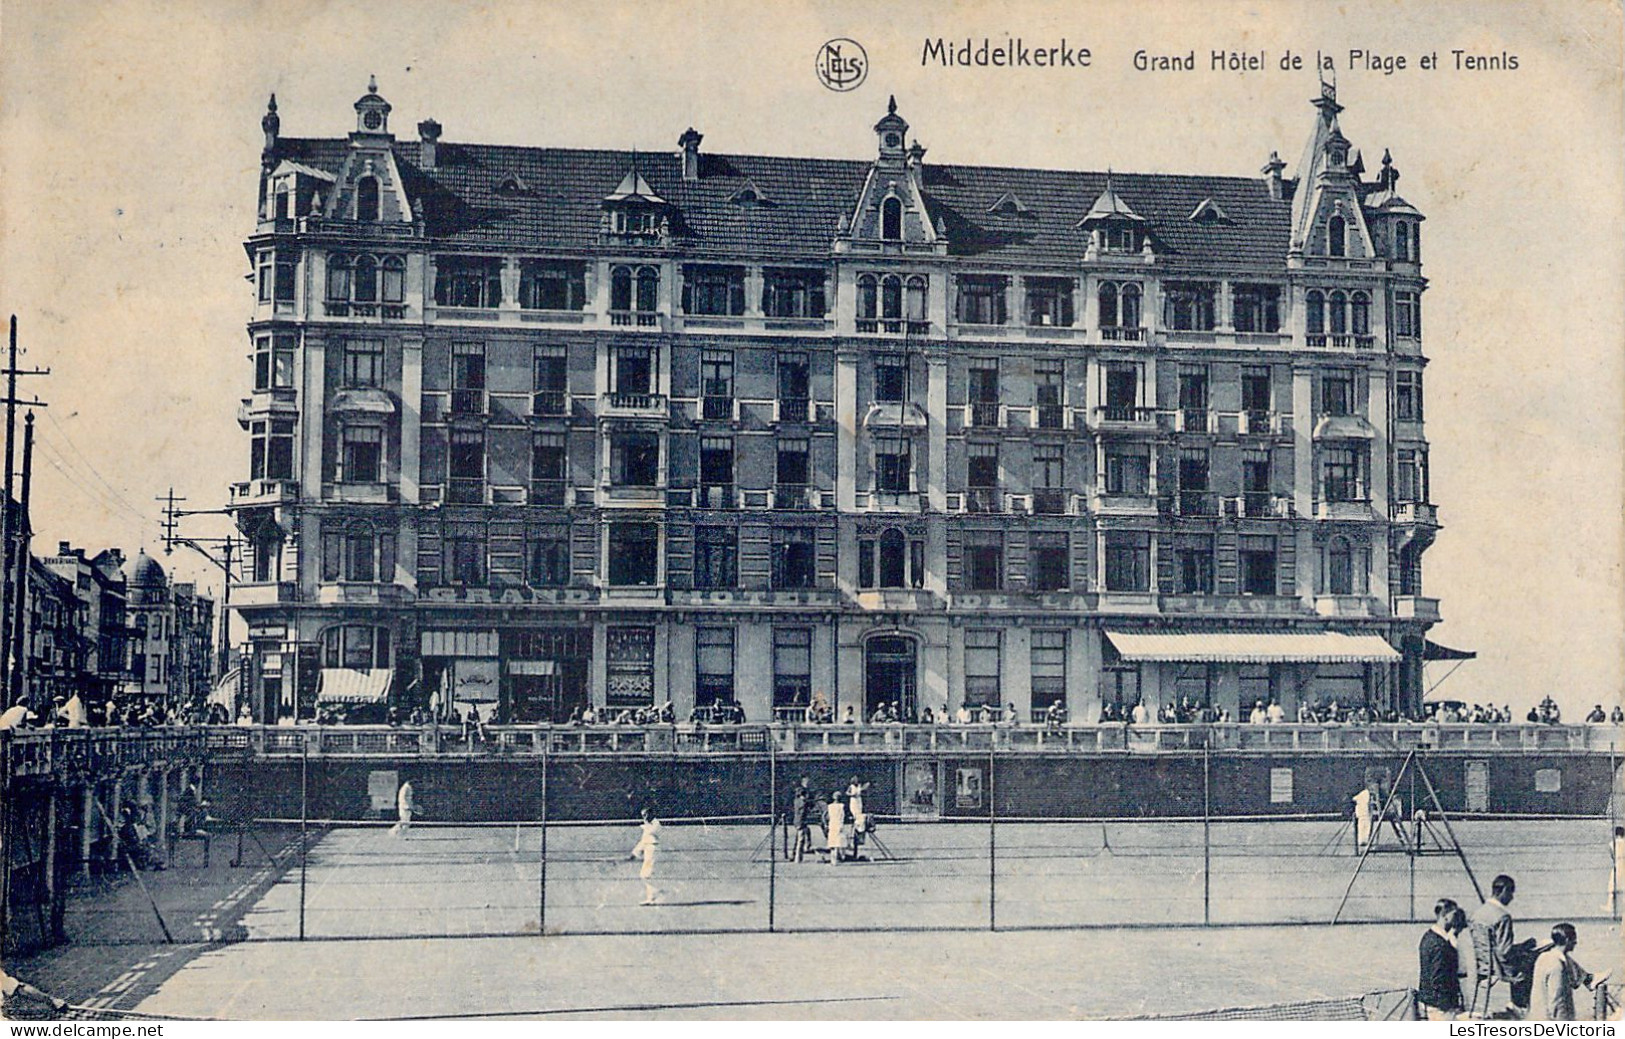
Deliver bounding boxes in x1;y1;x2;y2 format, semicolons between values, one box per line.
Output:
10;817;1621;1020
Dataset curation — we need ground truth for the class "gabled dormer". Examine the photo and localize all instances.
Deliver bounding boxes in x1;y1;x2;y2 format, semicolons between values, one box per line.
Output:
264;159;335;222
1079;172;1153;261
600;165;677;245
1363;149;1425;264
1289;81;1374;261
1188;198;1230;224
836;96;943;255
324;77;414;225
727;179;773;206
987;192;1032;218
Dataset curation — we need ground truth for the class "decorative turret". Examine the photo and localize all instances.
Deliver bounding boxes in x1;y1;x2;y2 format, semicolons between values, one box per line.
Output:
874;95;909;167
1079;171;1150;258
354;75;392;137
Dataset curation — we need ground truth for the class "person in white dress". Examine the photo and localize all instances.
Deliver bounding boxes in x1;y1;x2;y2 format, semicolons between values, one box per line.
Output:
390;780;414;837
825;792;846;865
630;808;662;904
1351;786;1374;852
846;777;870;858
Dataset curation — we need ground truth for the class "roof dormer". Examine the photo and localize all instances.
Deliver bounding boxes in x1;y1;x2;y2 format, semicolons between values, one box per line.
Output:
601;165;677;245
837;96;943;255
1289;79;1374;260
1079;173;1152;259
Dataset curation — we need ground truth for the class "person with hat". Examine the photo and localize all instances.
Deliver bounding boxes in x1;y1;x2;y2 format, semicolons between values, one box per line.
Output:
825;790;847;866
789;777;816;862
0;700;34;730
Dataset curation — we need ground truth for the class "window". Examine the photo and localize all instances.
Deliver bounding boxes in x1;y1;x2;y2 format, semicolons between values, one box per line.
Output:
1395;371;1423;421
1327;214;1347;257
610;265;660;315
956;275;1008;325
968;439;999;489
1179;367;1209;426
434;256;503;308
253;333;296;392
612;345;656;397
322;522;395;584
906;276;928;323
1026;277;1075;327
451;342;486;414
1244;451;1272;515
531;432;567;505
1175;534;1215;594
1393;291;1421;338
443;527;487;585
1351;291;1370;336
1322;370;1355;417
1098;281;1142;329
527;527;570;587
1104;532;1150;592
606;626;656;707
1307;290;1326;335
874;437;912;493
323;625;390;670
1034;359;1064;427
881;196;902;240
1394;221;1413;262
343;338;384;388
963;630;1001;708
250;526;282;583
683;265;746;316
762;268;826;318
1033;442;1064;490
1232;284;1282;333
859;528;923;589
1162;282;1216;331
611;432;660;487
326;255;353;302
776;437;810;503
772;528;816;590
874;356;908;403
966;534;1003;591
1323;536;1369;596
356;176;380;221
699;436;734;507
693;526;738;590
1242;366;1272;416
773;628;813;709
1030;531;1069;592
968;360;999;428
1104;446;1150;496
1329;291;1348;335
340;425;382;483
700;350;733;419
777;352;810;415
1396;448;1428;503
1178;447;1210;514
533;345;567;415
608;523;659;586
257;250;275;303
447;429;484;502
273;251;297;303
519;260;587;311
1321;445;1365;502
696;627;736;706
250;418;296;481
1103;365;1139;416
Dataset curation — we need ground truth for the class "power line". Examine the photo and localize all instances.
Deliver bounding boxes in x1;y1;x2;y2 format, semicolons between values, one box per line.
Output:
43;409;158;523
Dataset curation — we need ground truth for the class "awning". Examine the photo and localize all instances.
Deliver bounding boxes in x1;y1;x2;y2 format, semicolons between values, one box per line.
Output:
317;668;392;704
330;388;397;414
1424;639;1477;662
1312;415;1378;440
208;667;241;709
1104;630;1401;664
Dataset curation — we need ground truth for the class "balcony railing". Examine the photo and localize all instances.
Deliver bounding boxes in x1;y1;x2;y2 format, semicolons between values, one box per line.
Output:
446;478;485;504
968;401;1003;428
1094;405;1157;427
1239;410;1278;436
609;309;661;328
450;388;487;416
1175;408;1213;434
1099;326;1146;342
1238;492;1292;519
777;398;812;423
1032;488;1068;515
856;318;931;336
965;487;1002;514
701;396;734;421
1169;490;1220;517
532;391;567;417
529;480;567;507
1035;403;1066;430
230;478;299;504
1306;333;1377;350
698;483;736;510
606;391;667;413
774;483;816;509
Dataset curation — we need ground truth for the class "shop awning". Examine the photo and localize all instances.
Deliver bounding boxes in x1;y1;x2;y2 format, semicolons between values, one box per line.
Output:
208;667;241;709
317;668;392;704
1104;631;1401;664
1423;639;1477;662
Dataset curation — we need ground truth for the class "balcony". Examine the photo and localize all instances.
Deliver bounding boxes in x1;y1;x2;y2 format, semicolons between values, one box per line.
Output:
966;401;1004;429
1392;596;1442;623
1233;493;1294;519
324;301;408;321
776;398;813;424
230;478;299;505
529;480;568;507
1091;405;1158;430
1315;497;1375;522
701;396;736;422
965;487;1003;514
1239;410;1288;437
859;490;923;513
852;589;940;612
1394;501;1440;527
1160;594;1306;617
1096;590;1160;613
603;392;668;417
855;318;932;336
1167;490;1220;517
1094;488;1159;516
531;391;568;418
449;389;487;417
1306;333;1376;350
1315;595;1382;618
773;484;817;510
1032;488;1069;515
1098;326;1146;342
697;483;736;510
1170;408;1214;434
445;478;485;505
1034;403;1067;430
608;309;663;329
315;583;412;607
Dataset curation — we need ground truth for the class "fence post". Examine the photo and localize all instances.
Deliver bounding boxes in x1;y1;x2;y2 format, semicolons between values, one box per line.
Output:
1202;741;1211;926
988;750;997;932
767;736;777;934
298;740;308;941
539;740;549;937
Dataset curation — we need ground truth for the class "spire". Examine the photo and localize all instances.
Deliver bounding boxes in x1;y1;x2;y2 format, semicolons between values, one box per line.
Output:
887;94;897;115
874;94;909;164
1378;148;1399;191
354;75;392;135
261;93;280;161
368;73;379;95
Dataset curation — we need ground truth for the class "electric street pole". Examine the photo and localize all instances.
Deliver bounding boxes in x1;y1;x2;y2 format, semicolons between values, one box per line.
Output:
0;315;49;705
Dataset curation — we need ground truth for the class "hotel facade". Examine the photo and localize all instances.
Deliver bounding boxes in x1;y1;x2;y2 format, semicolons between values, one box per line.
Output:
229;81;1441;724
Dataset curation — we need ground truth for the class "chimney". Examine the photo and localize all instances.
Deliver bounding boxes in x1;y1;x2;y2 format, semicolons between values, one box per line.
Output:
418;119;442;170
58;541;71;555
1261;150;1286;201
678;127;703;182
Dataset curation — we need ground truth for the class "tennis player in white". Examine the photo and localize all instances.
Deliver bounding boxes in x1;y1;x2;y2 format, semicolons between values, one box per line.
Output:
630;808;662;905
390;779;414;837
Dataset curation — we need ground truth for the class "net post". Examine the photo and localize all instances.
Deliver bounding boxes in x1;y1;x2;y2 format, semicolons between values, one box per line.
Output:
539;738;549;937
767;732;777;934
298;740;308;941
1408;753;1417;922
988;749;996;933
1202;740;1212;926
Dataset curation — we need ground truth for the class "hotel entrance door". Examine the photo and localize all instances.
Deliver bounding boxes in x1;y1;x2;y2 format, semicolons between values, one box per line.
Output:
864;636;917;718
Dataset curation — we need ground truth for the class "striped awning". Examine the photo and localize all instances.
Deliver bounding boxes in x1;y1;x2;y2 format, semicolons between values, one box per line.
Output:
1105;631;1401;664
317;668;392;704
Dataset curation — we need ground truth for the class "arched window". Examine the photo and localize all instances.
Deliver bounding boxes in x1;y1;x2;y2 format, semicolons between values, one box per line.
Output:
274;182;291;221
905;276;928;322
635;266;659;312
1098;282;1118;327
857;274;878;320
326;254;353;301
323;624;391;670
610;265;633;311
356;176;381;221
1327;537;1353;596
1121;283;1142;327
381;256;406;304
353;254;379;302
880;275;902;320
1327;214;1346;257
1350;292;1370;336
1306;290;1325;335
1329;290;1348;335
881;197;902;241
879;528;906;588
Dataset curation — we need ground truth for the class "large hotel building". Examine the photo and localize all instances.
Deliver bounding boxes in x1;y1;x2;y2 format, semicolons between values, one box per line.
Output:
230;80;1441;724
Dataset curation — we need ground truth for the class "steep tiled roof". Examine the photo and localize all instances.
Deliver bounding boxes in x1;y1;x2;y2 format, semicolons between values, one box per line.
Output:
275;137;1294;271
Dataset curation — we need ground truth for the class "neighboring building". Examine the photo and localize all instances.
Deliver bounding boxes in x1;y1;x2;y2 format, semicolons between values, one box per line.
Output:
229;80;1441;724
171;581;218;707
26;558;85;707
120;550;217;707
43;543;136;708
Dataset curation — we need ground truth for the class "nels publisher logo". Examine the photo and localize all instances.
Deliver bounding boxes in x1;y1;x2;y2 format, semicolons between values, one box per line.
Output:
816;38;868;91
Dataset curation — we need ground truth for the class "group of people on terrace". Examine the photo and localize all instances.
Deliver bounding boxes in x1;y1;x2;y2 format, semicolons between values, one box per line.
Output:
0;692;232;731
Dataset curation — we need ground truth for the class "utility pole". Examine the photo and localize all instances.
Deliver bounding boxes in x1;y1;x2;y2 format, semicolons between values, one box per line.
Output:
8;414;35;705
158;489;239;711
0;315;49;706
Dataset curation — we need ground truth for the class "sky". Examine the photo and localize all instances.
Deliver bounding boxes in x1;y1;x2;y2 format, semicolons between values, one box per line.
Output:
0;0;1620;714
